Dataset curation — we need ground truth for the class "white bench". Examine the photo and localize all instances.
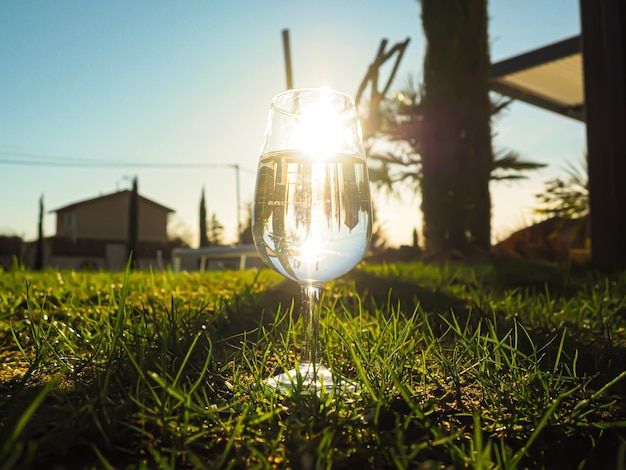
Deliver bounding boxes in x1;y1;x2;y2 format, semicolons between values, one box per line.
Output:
172;244;260;272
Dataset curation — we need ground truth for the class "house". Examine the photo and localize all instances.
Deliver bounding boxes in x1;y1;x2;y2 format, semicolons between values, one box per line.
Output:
54;190;172;244
0;235;23;270
24;190;180;270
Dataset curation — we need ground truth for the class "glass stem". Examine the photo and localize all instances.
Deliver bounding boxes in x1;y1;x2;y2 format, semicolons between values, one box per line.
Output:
300;283;322;368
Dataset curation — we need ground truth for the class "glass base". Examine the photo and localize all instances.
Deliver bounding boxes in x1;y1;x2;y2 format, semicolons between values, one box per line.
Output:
266;362;355;395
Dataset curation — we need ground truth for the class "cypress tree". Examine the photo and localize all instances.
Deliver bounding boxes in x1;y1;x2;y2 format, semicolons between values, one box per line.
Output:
199;188;209;248
127;177;139;269
34;195;44;270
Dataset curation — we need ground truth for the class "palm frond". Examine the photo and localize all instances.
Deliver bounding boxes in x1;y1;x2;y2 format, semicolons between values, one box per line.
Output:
491;95;514;117
493;150;546;172
490;174;532;181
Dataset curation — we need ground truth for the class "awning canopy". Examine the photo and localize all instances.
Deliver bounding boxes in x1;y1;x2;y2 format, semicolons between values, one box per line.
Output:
491;35;584;121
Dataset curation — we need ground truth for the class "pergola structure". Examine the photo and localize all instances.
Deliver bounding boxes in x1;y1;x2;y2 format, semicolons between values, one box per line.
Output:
491;35;583;122
489;0;626;270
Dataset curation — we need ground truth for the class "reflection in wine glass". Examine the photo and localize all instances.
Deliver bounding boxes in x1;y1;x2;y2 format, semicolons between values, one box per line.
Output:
252;88;372;394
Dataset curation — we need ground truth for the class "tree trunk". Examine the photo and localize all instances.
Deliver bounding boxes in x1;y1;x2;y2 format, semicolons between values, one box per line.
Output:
462;1;493;249
420;0;493;252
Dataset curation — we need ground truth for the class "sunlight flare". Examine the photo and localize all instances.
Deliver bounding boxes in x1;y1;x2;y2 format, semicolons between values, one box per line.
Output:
294;88;350;162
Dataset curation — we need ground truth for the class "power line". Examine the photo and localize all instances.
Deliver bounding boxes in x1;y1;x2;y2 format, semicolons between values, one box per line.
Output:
0;151;255;173
1;150;257;244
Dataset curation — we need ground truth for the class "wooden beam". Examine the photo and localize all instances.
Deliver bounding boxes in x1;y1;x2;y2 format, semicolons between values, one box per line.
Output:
282;29;293;90
580;0;626;269
491;36;581;77
490;80;584;121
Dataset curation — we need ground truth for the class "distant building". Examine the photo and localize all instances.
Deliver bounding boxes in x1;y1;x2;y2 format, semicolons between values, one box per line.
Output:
0;235;23;270
23;190;181;270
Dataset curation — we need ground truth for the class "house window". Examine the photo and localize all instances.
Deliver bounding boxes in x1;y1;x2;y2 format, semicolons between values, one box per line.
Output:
63;212;78;242
63;212;77;229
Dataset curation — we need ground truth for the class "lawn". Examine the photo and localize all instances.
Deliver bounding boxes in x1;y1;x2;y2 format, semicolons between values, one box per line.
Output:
1;261;625;469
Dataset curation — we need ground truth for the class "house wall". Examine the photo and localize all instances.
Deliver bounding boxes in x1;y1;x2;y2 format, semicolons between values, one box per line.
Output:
55;194;169;243
22;238;177;271
0;236;22;270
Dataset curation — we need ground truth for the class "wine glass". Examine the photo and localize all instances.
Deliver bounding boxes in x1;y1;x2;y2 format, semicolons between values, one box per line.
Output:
252;87;372;393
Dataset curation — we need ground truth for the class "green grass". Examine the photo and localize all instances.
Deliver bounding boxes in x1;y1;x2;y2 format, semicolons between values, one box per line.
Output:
1;261;625;469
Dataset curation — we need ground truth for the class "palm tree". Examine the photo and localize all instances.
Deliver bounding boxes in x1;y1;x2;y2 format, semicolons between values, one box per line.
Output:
367;68;545;250
357;3;544;253
418;0;490;251
366;83;545;252
535;156;588;219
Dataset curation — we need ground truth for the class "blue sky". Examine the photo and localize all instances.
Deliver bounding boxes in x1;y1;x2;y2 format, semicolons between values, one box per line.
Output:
0;1;584;246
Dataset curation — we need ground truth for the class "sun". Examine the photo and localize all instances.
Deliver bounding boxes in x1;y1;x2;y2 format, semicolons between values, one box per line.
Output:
295;88;348;162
